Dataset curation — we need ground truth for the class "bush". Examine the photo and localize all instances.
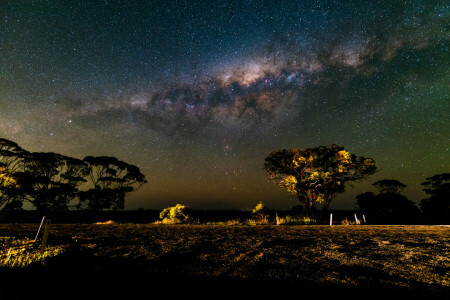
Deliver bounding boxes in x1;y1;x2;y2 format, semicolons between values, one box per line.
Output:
251;201;269;224
159;204;192;224
277;216;315;225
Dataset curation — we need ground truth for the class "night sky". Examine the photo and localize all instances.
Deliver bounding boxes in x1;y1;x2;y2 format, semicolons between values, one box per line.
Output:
1;1;448;210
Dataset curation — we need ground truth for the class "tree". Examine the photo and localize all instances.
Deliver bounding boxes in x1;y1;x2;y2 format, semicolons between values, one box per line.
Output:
373;179;406;194
0;163;21;209
159;204;192;224
357;179;420;224
420;173;450;222
264;144;376;219
78;156;147;210
20;152;89;213
252;201;269;224
0;138;28;210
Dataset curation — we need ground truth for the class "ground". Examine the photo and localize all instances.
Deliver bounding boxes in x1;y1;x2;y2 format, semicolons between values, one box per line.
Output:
0;224;449;299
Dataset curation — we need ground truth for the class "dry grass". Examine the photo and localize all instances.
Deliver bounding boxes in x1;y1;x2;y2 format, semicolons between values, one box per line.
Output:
0;224;449;297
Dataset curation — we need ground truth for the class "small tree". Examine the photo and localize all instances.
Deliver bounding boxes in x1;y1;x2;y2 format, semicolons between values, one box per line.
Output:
159;204;192;224
252;201;269;224
264;144;376;219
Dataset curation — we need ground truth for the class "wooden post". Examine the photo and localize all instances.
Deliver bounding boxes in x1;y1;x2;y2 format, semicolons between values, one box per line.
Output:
34;216;47;241
330;213;333;226
354;213;359;225
40;219;51;254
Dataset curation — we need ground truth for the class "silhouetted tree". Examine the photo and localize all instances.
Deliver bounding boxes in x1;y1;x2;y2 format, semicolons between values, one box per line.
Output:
357;179;420;224
264;144;376;220
373;179;406;194
420;173;450;223
78;156;147;210
20;152;89;213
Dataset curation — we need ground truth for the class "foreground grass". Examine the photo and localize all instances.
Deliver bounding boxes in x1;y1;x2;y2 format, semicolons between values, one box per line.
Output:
0;224;448;297
0;237;67;268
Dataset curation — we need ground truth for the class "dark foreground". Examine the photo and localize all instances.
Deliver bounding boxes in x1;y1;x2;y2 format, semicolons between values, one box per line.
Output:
1;224;449;299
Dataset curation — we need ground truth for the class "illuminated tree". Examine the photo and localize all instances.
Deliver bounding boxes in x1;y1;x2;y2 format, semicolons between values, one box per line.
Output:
264;144;376;218
0;139;28;210
78;156;147;210
0;163;21;209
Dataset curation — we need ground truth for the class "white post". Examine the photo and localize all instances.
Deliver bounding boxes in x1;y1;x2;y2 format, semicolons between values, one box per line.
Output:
34;216;47;241
330;213;333;226
354;213;359;225
363;215;366;224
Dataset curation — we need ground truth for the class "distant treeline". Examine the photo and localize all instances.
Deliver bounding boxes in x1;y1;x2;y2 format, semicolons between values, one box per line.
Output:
0;138;147;214
0;208;446;225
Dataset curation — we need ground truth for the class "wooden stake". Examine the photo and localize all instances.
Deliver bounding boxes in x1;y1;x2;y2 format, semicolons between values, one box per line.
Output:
354;213;360;225
34;216;47;242
40;219;51;254
330;213;333;226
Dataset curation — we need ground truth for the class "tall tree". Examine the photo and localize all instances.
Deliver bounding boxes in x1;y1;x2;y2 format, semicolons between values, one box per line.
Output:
78;156;147;210
420;173;450;222
20;152;89;213
264;144;376;219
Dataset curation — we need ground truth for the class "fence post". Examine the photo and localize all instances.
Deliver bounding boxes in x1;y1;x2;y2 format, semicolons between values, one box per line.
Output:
362;215;366;224
34;216;47;242
40;219;51;254
330;213;333;226
354;213;360;225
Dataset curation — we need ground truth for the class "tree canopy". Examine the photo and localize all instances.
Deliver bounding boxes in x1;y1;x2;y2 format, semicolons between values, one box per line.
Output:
373;179;406;194
0;137;147;213
77;156;147;210
420;173;450;222
264;144;376;218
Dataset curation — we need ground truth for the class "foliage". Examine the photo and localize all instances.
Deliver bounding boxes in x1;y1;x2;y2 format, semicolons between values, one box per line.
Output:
265;144;376;218
251;201;269;224
20;152;89;213
277;216;315;225
0;137;147;212
356;180;421;223
159;204;192;224
0;237;67;268
420;173;450;222
78;156;147;211
373;179;406;194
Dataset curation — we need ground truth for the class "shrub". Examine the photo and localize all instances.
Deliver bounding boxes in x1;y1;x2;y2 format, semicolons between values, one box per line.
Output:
159;204;192;224
251;201;269;224
278;216;315;225
340;218;350;225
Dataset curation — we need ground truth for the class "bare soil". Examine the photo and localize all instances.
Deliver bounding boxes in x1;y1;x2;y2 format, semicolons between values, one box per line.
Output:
1;224;449;299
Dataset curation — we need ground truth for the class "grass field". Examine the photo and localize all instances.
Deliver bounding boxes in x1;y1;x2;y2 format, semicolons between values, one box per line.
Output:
1;224;449;299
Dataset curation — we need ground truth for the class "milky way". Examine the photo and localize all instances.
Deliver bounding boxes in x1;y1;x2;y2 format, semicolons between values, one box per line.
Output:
1;1;448;209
